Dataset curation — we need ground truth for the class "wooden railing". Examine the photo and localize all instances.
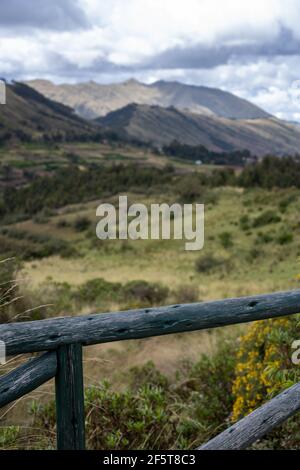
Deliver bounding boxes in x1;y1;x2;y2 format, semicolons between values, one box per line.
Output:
1;289;300;450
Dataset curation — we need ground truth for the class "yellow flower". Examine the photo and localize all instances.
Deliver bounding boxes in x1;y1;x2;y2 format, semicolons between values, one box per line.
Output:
231;315;300;422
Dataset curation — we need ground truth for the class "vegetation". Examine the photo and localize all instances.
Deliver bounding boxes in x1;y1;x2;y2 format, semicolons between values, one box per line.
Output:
4;315;299;450
3;154;300;223
1;142;300;450
163;140;254;165
238;155;300;188
2;340;237;450
1;163;174;218
232;316;300;449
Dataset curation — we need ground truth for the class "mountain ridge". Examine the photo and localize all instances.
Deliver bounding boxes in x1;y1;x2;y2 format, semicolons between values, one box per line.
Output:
0;81;98;143
96;103;300;156
25;78;271;120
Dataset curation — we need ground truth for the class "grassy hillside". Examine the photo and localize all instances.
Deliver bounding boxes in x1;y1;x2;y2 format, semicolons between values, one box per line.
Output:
0;142;299;304
97;103;300;156
1;142;300;449
0;82;101;144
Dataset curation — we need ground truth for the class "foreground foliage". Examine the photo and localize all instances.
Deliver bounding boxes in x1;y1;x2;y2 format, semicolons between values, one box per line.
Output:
1;315;300;449
1;341;236;450
232;315;300;449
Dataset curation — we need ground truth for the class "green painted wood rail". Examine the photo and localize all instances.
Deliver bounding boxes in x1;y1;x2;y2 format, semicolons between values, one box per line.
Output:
0;289;300;450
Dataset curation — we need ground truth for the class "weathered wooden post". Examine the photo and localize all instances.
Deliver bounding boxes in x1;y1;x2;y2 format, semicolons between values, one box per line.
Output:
55;343;85;450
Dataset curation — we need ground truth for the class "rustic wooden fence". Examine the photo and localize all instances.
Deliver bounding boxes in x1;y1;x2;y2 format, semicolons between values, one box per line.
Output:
1;289;300;450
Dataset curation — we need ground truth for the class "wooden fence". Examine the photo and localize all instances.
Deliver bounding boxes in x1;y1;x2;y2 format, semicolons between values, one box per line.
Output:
1;289;300;450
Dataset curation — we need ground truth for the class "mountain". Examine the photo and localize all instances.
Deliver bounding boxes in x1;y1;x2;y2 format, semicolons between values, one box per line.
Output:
0;81;96;143
96;103;300;156
25;78;270;120
9;80;300;156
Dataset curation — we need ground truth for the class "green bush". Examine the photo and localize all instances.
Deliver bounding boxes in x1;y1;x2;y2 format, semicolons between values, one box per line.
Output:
45;278;171;311
184;341;237;436
195;254;226;274
219;231;233;249
239;214;250;231
176;175;205;202
30;342;238;450
173;285;199;303
56;218;70;228
0;229;77;260
252;210;281;228
278;194;297;213
276;230;293;245
232;316;300;449
75;278;122;305
122;280;169;306
247;246;264;263
255;231;273;244
74;216;91;232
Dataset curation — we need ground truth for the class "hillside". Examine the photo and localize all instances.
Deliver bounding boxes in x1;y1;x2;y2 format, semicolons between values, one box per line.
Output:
25;78;270;120
0;82;97;143
97;103;300;156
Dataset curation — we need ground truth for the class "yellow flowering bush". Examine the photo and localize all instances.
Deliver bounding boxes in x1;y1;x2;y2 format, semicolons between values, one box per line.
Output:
232;315;300;422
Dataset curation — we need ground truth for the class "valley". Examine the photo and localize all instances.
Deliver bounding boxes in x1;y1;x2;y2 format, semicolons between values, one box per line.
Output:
1;81;300;451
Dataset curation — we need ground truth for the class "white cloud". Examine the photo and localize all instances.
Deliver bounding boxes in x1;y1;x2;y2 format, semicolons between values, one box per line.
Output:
1;0;300;119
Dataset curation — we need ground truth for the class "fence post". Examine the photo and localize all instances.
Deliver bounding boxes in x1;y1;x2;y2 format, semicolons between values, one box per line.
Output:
55;343;85;450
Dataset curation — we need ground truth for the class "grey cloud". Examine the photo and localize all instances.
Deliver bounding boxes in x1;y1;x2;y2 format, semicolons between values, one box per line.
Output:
4;27;300;84
0;0;89;30
145;27;300;70
2;50;130;83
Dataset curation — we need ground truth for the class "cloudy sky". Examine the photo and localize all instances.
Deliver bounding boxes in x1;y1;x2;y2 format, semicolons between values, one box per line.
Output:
1;0;300;120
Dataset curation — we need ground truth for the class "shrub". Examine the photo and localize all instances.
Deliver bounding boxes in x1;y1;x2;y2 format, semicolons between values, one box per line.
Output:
32;208;54;224
75;278;122;306
56;218;70;228
252;210;281;228
0;230;77;260
247;247;264;262
74;216;91;232
184;341;237;437
30;341;238;450
85;383;176;449
195;254;225;274
176;175;205;202
32;213;49;224
33;281;73;316
39;238;77;259
219;231;233;249
278;194;297;213
173;285;199;303
239;214;250;231
122;280;169;306
32;376;177;450
232;316;300;448
255;231;273;244
276;230;293;245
